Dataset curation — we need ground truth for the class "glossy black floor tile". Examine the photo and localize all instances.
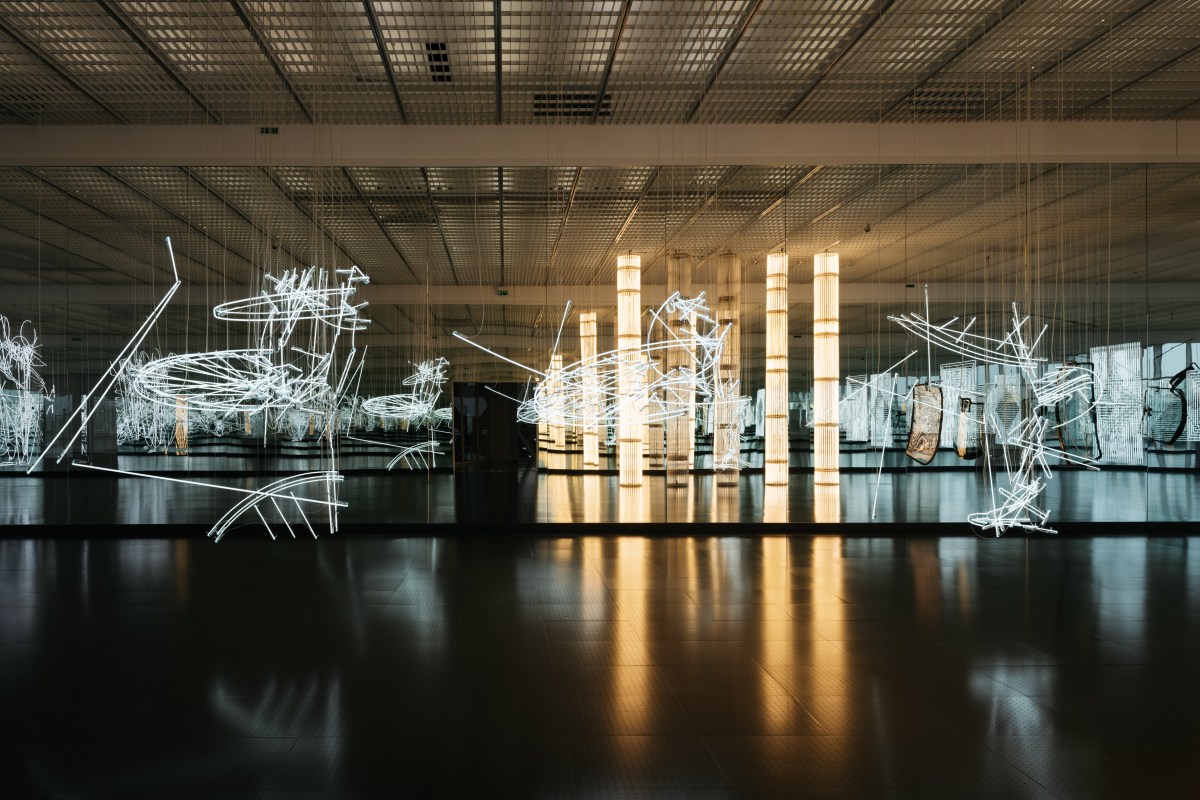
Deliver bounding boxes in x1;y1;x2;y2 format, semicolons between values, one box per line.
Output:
3;535;1199;798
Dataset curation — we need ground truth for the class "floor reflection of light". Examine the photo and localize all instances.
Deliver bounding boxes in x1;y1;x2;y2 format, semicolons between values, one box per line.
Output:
665;481;694;523
618;486;645;523
543;473;573;523
0;479;42;524
610;536;650;743
173;540;190;603
763;484;787;523
583;474;601;523
711;480;739;522
812;538;846;689
815;483;841;523
1093;539;1149;652
761;536;792;733
210;675;343;759
909;540;945;627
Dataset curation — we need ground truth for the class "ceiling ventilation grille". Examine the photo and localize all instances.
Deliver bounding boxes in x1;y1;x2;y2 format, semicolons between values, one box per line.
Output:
908;89;985;116
533;92;611;118
425;42;451;83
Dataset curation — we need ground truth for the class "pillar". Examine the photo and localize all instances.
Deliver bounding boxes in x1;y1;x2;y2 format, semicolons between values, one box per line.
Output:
764;252;789;487
617;254;643;487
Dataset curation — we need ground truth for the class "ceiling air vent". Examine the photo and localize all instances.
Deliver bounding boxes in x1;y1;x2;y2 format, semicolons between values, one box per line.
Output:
908;89;985;116
425;42;451;83
533;92;610;118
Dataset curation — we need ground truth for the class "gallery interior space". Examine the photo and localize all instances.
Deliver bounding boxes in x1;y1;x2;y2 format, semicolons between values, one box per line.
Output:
1;1;1199;797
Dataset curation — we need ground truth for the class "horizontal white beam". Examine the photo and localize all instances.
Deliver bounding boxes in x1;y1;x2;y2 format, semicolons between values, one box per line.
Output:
5;282;1195;307
1;122;1198;166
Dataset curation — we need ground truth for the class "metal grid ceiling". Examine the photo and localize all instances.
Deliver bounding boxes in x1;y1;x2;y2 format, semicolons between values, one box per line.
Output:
0;1;1196;123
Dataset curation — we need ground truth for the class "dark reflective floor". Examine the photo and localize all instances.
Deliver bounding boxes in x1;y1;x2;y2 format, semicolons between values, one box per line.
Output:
3;536;1198;798
0;465;1194;527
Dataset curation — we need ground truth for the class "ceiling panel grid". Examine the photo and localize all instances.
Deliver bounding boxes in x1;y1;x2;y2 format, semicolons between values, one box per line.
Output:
0;0;199;122
369;0;497;123
603;0;751;122
113;0;305;123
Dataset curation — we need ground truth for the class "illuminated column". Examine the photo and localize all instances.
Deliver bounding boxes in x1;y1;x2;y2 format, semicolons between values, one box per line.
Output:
665;252;694;487
814;251;840;489
548;353;565;460
646;352;664;470
617;254;643;487
715;253;741;487
580;311;600;469
764;252;789;487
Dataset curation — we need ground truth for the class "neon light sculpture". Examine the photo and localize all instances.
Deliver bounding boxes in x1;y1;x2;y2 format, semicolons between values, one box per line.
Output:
30;238;369;541
841;375;870;442
453;292;747;474
665;253;696;483
0;316;53;465
889;302;1102;535
353;358;451;470
361;358;449;427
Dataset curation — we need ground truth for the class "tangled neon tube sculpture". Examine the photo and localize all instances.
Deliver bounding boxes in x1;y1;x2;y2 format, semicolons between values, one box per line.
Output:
351;357;452;470
0;316;53;465
30;238;370;542
454;292;749;471
889;301;1102;535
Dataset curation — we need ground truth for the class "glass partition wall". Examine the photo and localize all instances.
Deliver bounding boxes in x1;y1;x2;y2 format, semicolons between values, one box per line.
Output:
0;163;1194;531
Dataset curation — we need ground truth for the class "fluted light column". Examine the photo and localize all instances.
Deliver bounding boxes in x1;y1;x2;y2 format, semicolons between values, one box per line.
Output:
813;251;840;489
617;254;643;487
665;252;694;487
579;311;600;469
548;353;565;452
715;253;742;486
764;252;789;487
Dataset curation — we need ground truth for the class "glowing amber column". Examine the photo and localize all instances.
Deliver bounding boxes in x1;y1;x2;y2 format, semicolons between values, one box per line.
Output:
579;311;600;469
764;252;789;487
617;254;643;487
548;352;565;453
665;253;694;487
646;352;664;470
813;251;840;488
715;253;742;487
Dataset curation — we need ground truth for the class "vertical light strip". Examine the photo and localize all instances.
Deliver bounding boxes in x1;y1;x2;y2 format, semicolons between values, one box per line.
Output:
814;251;840;488
579;311;600;469
765;252;789;487
715;253;742;486
646;352;664;469
548;353;565;453
617;254;643;487
665;253;694;487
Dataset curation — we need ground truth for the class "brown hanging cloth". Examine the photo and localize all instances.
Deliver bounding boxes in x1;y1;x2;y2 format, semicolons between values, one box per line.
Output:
906;382;942;464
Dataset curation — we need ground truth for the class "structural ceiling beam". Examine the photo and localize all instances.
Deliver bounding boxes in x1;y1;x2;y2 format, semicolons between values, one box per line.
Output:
1;122;1198;166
